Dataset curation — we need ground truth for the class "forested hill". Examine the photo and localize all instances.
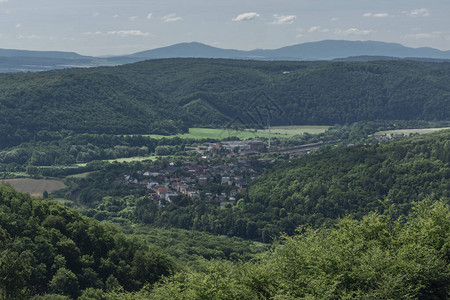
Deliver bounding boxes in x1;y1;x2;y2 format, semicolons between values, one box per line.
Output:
66;130;448;243
0;184;174;298
1;58;450;147
245;130;450;238
2;174;450;299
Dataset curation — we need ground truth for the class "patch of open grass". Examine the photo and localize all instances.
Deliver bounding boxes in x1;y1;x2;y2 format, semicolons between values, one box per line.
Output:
375;127;450;135
104;155;160;163
66;172;92;179
1;178;66;197
144;126;330;140
252;125;330;138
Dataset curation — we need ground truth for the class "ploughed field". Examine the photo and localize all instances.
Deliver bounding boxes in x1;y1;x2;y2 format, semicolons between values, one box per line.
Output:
0;178;66;197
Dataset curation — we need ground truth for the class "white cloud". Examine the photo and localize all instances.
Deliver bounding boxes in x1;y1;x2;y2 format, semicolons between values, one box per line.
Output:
308;26;329;33
15;23;21;28
113;14;119;18
335;27;375;36
84;31;103;36
405;32;441;39
331;17;339;22
130;16;138;21
93;12;99;17
18;34;42;39
0;0;8;3
270;14;296;25
232;12;260;22
147;13;153;19
363;12;390;18
403;8;430;17
162;13;183;22
107;30;150;37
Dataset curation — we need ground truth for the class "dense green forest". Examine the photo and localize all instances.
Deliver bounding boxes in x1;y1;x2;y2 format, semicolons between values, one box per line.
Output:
0;132;216;173
246;129;450;236
1;57;449;298
1;59;450;147
71;130;450;242
143;200;450;300
0;184;175;298
0;131;449;298
3;183;448;298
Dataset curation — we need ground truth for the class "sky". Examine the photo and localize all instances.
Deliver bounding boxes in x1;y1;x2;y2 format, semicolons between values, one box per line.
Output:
0;0;449;56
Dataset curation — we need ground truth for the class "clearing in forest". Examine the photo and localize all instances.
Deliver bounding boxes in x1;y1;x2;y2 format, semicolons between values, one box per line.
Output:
375;127;450;135
1;178;66;197
146;126;330;140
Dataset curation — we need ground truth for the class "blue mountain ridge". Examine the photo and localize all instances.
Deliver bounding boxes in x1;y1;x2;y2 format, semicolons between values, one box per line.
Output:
1;40;449;73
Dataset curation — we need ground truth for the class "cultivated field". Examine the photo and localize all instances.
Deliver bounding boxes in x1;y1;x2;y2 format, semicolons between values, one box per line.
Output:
253;126;330;138
105;155;160;163
375;127;450;135
66;172;93;179
147;126;330;140
1;178;66;197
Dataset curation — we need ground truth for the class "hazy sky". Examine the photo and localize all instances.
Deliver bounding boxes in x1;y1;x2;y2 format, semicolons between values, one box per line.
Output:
0;0;449;56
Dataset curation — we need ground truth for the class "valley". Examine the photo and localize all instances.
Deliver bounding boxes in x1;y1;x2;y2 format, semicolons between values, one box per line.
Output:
0;57;449;299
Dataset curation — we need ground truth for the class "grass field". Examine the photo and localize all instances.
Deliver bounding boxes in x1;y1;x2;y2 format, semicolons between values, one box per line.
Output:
375;127;450;135
145;128;256;140
66;172;93;179
1;178;66;197
146;126;330;140
104;155;160;163
253;126;330;138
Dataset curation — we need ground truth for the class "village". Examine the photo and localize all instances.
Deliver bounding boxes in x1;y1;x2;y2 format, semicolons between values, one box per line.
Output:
118;137;336;208
117;130;423;208
119;140;283;208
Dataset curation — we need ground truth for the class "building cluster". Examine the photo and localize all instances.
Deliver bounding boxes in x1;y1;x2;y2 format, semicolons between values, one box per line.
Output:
121;154;271;207
119;139;335;207
185;140;265;157
373;132;420;142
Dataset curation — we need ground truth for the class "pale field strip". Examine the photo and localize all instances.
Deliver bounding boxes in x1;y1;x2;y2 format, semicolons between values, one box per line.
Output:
375;127;450;135
144;126;330;140
0;178;66;197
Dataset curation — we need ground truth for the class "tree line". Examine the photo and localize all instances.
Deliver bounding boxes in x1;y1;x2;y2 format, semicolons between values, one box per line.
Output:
6;195;448;299
0;184;174;299
1;59;450;148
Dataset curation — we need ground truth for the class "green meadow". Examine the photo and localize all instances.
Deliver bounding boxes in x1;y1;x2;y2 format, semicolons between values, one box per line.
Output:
146;126;330;140
104;155;161;163
375;127;450;135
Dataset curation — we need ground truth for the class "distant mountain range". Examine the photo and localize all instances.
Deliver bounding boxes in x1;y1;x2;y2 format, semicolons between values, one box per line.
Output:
123;40;450;61
1;40;450;73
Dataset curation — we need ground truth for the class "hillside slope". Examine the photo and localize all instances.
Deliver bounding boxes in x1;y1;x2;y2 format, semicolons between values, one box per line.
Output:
0;59;450;147
246;130;450;237
65;130;450;243
0;184;173;298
